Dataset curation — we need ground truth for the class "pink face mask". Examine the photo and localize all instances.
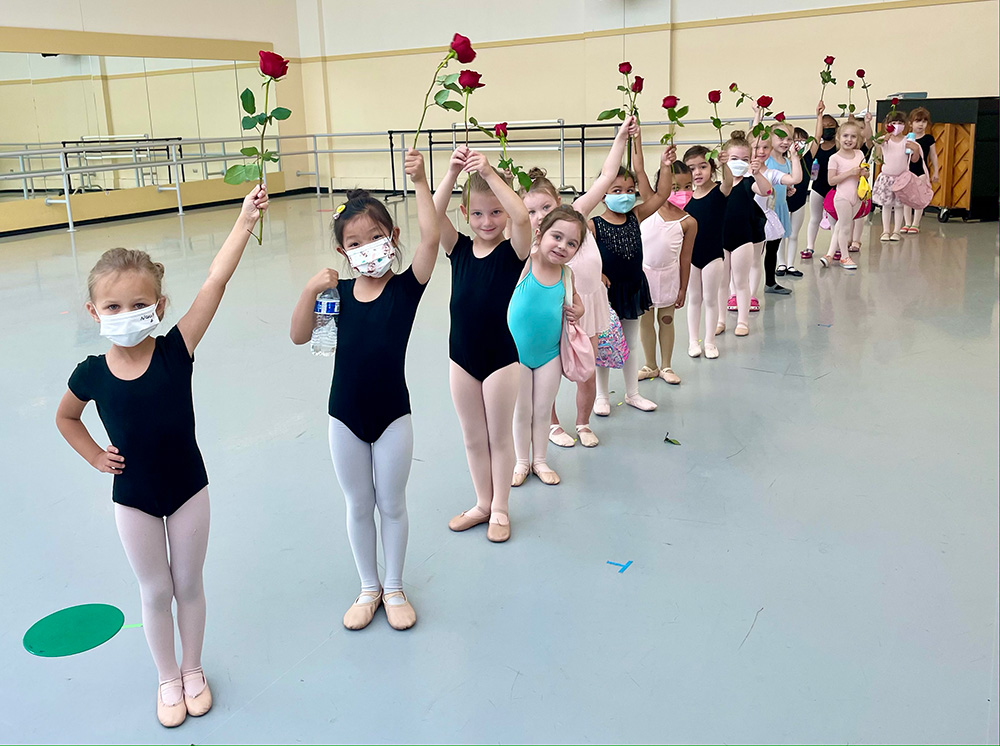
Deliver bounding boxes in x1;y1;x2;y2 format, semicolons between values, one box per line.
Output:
887;123;903;135
668;191;692;209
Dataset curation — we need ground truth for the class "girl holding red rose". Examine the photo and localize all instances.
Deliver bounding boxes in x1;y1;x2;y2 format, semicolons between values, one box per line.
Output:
435;147;531;540
590;125;675;416
289;149;440;632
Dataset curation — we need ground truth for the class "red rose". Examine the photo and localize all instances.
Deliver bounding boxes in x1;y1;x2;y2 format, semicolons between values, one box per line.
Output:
856;68;866;78
891;97;899;105
662;95;679;110
619;62;632;75
450;33;476;64
729;82;738;92
774;111;786;122
847;79;855;89
757;95;773;109
631;76;644;94
494;122;508;138
824;55;835;65
259;50;289;80
458;70;484;90
708;90;722;104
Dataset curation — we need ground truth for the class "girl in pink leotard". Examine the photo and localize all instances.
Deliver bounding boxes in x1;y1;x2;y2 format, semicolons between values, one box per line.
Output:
820;121;867;270
872;110;922;241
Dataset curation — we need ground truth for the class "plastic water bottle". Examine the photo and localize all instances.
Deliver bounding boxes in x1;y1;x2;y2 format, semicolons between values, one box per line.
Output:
310;287;340;357
810;159;820;180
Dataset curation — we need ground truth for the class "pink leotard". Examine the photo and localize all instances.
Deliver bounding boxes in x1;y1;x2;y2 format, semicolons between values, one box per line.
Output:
829;150;865;204
880;136;910;177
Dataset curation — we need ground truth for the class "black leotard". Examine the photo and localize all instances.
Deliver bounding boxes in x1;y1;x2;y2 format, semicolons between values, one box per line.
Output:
68;325;208;518
684;183;727;269
448;233;524;382
909;134;935;176
723;178;767;251
787;151;813;213
591;212;652;320
329;267;426;443
811;144;837;195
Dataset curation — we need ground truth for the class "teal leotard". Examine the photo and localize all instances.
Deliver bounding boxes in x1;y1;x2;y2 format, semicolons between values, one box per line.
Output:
507;264;564;370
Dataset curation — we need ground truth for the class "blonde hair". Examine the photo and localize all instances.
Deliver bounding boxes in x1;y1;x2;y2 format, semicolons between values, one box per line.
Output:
461;167;510;203
87;248;165;301
839;120;863;142
723;129;751;154
519;166;560;202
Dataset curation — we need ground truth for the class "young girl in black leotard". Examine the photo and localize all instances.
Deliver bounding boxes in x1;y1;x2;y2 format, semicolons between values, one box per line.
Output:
683;145;733;359
434;147;531;543
289;150;439;631
590;127;675;417
56;186;268;728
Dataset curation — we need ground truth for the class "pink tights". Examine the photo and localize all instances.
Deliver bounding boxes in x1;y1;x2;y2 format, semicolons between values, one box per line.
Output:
687;258;724;349
449;361;519;518
514;357;563;470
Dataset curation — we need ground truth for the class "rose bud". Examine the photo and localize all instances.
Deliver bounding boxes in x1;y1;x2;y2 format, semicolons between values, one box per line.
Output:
774;111;786;122
757;95;773;109
729;82;739;92
631;76;644;93
494;122;508;138
856;68;866;78
450;33;476;64
619;62;632;74
258;50;289;80
708;90;722;104
891;97;899;105
662;95;679;110
824;55;835;65
847;80;856;89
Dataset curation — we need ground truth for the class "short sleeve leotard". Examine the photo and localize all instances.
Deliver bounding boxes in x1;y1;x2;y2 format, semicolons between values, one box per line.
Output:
448;233;525;382
67;325;208;518
723;178;767;250
909;134;935;176
829;149;865;205
591;212;652;320
683;183;726;269
328;267;427;443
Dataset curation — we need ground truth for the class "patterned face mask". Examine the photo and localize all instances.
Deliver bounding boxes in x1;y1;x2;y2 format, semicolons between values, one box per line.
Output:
346;237;396;278
98;304;160;347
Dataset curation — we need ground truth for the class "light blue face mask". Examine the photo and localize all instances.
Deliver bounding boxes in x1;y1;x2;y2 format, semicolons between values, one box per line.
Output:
604;193;636;213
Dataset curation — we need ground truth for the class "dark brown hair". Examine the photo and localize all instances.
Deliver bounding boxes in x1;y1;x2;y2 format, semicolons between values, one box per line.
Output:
332;188;394;248
653;161;690;190
683;144;717;174
519;166;560;202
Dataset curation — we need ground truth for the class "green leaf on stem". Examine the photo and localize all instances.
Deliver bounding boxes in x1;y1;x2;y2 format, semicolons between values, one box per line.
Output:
617;110;626;120
270;107;291;121
223;164;246;184
434;89;450;106
240;88;255;115
774;128;787;138
667;108;677;121
597;108;622;121
617;85;629;93
444;83;463;94
240;146;259;157
244;163;261;181
659;133;672;145
711;116;722;128
676;105;689;118
517;171;532;191
262;151;279;162
849;104;856;113
256;112;268;126
242;115;258;130
444;73;460;86
440;100;464;111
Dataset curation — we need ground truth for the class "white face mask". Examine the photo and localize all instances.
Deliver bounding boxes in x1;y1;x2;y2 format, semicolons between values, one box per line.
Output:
99;303;160;347
727;158;749;178
346;236;396;278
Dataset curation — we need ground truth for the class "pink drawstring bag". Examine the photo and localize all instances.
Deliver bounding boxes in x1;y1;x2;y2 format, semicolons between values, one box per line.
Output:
559;269;595;382
891;147;934;210
824;188;872;220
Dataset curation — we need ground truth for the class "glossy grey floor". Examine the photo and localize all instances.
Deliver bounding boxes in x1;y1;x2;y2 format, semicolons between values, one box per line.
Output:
1;195;997;745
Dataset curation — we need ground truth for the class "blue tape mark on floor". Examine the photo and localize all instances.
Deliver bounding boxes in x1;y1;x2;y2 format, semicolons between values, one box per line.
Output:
817;323;832;327
607;560;633;574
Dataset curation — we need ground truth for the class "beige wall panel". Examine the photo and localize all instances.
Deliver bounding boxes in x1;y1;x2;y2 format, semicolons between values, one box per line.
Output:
0;82;40;144
146;71;201;139
192;66;242;140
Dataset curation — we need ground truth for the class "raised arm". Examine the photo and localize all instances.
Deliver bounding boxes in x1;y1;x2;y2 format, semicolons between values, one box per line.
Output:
433;146;468;255
635;146;676;221
631;122;655;202
404;149;440;284
177;186;268;355
572;115;634;217
464;150;532;260
55;390;125;475
810;101;825;157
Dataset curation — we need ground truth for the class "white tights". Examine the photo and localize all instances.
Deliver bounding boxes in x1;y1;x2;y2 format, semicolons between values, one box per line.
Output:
115;488;210;700
328;415;412;596
807;190;826;252
686;259;724;348
882;204;906;235
596;317;641;400
903;205;925;229
830;196;859;257
450;361;519;517
514;357;563;469
782;207;806;266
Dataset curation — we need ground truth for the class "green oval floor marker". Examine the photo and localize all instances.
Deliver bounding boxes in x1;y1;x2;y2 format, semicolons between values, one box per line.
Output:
23;604;125;657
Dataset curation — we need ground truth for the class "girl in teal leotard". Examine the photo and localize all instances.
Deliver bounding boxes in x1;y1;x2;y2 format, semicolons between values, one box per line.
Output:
508;206;585;488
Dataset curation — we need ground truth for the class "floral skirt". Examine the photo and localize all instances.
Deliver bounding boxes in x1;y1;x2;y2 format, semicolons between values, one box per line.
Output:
872;173;900;207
